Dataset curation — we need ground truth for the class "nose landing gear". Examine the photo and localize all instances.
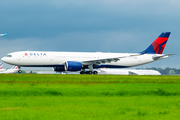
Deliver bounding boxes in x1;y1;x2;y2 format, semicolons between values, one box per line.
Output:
18;69;22;73
18;67;22;73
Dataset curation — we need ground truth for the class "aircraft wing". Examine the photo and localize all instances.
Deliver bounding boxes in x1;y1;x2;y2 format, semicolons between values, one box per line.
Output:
82;53;144;65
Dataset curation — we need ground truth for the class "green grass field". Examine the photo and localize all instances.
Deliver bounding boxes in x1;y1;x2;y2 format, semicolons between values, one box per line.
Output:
0;74;180;120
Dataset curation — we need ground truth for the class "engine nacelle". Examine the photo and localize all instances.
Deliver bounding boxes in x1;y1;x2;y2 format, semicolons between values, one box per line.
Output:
53;66;65;72
65;61;82;71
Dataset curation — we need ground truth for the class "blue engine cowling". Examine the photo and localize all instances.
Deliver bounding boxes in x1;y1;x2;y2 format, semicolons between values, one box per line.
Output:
65;61;82;71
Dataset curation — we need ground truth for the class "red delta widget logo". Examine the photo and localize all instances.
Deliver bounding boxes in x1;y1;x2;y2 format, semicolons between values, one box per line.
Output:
24;53;46;56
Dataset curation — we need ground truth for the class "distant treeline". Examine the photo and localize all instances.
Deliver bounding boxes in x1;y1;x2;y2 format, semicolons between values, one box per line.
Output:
137;67;180;75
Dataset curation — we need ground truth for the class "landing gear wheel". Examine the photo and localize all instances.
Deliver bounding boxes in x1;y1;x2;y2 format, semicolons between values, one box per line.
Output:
89;71;93;74
80;71;85;74
18;70;22;73
93;71;98;74
80;70;97;74
85;71;93;74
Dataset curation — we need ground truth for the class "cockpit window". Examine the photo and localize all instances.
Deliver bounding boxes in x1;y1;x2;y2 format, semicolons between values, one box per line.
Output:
7;55;12;57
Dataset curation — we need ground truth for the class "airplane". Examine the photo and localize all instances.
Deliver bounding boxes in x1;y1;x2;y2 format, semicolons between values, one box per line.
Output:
1;32;176;74
0;65;19;74
0;32;8;37
99;68;161;75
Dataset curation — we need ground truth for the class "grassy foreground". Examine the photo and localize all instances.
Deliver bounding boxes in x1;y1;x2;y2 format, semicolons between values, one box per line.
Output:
0;74;180;120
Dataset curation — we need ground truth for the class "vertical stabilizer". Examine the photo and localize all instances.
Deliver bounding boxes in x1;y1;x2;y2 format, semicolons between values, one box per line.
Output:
11;66;19;70
0;62;3;69
141;32;171;54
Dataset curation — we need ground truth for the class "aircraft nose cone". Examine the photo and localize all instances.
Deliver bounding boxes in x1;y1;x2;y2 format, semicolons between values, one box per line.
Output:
1;57;6;62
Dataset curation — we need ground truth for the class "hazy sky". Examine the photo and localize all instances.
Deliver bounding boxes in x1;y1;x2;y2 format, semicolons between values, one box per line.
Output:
0;0;179;69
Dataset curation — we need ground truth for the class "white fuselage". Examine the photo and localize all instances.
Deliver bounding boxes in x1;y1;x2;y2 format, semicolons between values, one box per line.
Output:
0;69;6;72
0;69;18;74
100;68;161;75
1;51;167;68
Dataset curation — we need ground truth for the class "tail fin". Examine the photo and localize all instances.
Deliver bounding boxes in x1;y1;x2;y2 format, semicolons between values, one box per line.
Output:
11;66;19;70
0;62;3;69
141;32;171;54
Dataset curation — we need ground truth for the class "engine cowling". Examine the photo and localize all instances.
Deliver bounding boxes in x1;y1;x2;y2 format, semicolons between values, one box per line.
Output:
65;61;82;71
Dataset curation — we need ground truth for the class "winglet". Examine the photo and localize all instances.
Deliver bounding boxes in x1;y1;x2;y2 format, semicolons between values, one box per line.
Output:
141;32;171;54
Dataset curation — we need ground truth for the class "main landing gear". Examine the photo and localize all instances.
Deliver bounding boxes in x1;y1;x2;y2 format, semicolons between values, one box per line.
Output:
80;64;98;74
80;71;98;74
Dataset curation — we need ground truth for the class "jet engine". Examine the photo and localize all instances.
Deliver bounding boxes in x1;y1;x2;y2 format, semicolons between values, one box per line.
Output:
53;61;82;72
65;61;82;71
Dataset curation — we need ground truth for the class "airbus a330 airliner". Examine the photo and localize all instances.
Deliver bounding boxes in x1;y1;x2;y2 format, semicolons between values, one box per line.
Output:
1;32;176;74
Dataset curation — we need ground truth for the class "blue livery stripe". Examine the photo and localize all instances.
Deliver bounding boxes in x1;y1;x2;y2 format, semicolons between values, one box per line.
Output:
158;32;170;38
158;40;167;54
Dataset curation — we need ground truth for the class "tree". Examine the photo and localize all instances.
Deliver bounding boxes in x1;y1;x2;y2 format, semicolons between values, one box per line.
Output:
169;70;176;75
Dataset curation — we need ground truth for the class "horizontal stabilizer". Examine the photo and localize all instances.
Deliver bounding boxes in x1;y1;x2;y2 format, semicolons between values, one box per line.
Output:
152;53;177;60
